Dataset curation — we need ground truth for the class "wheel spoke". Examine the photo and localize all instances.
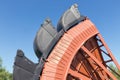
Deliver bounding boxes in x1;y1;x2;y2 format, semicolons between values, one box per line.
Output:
68;68;91;80
81;46;117;80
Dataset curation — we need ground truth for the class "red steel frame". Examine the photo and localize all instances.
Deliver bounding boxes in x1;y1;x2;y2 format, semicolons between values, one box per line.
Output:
40;19;120;80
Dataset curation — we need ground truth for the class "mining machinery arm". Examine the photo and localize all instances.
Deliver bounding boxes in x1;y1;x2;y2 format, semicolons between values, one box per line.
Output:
13;4;120;80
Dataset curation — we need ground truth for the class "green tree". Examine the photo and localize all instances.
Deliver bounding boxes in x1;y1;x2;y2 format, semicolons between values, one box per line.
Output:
0;57;12;80
0;58;2;68
109;64;120;79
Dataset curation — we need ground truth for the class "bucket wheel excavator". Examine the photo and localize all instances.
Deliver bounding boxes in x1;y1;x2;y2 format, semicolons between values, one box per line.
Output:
13;4;120;80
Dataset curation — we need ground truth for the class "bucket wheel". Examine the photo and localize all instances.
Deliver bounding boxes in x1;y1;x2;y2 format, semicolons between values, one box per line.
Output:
13;4;120;80
40;19;120;80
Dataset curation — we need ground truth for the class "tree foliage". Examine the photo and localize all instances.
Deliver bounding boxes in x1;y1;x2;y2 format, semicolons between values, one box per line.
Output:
109;64;120;79
0;57;12;80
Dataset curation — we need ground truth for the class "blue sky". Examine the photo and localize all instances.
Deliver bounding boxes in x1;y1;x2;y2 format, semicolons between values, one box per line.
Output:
0;0;120;73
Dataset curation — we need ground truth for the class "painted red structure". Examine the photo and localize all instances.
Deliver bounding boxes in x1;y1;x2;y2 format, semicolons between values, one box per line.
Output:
40;19;120;80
